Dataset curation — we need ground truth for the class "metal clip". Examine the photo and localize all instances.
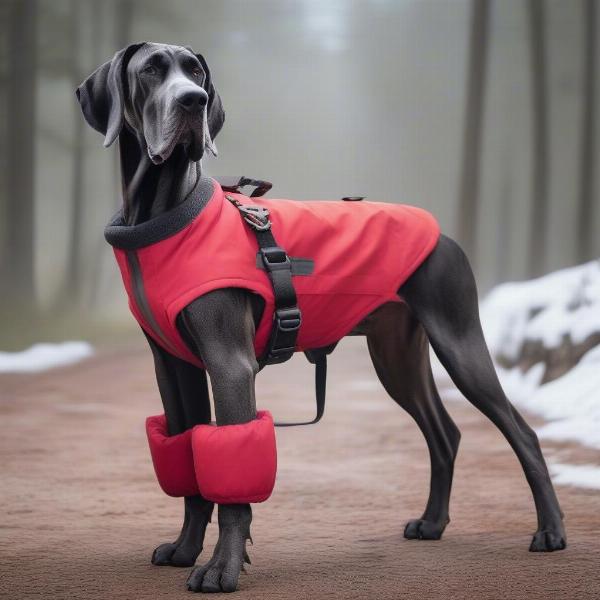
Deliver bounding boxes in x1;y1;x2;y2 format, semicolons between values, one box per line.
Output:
238;205;271;231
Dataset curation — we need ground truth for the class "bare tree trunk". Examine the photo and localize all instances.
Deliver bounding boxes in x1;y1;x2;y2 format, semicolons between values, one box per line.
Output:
66;0;84;307
577;0;597;262
5;0;37;312
89;0;134;310
527;0;549;277
456;0;490;269
496;144;512;283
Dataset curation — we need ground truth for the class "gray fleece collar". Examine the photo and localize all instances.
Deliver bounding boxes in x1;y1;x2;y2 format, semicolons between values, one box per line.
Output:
104;176;214;250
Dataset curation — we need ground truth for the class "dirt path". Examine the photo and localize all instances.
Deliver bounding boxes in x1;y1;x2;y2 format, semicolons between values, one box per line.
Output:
1;336;599;599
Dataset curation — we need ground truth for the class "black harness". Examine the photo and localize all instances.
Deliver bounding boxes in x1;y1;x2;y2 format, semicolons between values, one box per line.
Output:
216;176;340;427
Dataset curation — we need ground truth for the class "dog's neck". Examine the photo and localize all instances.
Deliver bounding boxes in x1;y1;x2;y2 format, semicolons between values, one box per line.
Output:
118;129;202;226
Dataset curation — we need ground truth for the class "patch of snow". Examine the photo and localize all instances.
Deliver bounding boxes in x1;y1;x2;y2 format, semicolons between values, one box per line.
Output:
474;261;600;452
431;261;600;457
0;342;94;374
481;259;600;360
495;344;600;448
549;462;600;490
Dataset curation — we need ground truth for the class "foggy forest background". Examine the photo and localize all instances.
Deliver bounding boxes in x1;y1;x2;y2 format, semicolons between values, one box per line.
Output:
0;0;598;348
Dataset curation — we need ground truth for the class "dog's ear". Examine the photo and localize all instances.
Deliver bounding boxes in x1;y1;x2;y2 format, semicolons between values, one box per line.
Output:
75;42;146;148
195;53;225;141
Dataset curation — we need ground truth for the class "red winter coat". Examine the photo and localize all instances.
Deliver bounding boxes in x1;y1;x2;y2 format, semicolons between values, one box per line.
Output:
105;178;440;367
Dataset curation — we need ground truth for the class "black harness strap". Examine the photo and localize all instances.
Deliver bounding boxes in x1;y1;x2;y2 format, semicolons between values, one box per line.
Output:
274;353;327;427
225;193;327;427
226;195;300;366
216;175;273;198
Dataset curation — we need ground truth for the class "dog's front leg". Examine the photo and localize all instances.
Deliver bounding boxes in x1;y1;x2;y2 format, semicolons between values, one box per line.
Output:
179;290;259;593
144;332;214;567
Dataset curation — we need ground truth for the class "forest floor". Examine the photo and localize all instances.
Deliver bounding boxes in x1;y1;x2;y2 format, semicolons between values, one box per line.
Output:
1;336;599;599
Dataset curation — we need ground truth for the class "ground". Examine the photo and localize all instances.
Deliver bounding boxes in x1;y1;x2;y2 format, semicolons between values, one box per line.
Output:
1;336;599;599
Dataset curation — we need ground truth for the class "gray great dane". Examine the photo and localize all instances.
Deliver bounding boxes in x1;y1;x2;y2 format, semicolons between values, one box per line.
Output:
76;42;566;593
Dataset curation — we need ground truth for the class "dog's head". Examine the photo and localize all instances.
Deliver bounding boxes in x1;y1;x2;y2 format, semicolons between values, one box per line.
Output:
76;42;225;164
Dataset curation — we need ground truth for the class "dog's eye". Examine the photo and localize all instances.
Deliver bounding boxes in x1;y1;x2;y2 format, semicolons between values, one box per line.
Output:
143;65;157;75
191;67;203;78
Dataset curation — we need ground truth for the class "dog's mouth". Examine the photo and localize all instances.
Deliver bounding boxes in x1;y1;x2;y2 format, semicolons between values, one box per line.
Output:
181;126;205;163
147;116;205;165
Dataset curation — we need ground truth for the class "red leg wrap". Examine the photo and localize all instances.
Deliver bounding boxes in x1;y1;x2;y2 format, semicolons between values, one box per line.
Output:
191;410;277;504
145;414;199;497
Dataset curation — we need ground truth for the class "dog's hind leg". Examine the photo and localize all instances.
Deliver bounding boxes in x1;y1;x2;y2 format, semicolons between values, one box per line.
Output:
400;235;566;551
364;303;461;540
145;333;215;568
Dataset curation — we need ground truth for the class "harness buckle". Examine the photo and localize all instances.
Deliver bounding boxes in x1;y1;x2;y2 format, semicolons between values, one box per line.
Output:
260;246;289;269
274;306;302;332
265;307;302;363
238;205;271;231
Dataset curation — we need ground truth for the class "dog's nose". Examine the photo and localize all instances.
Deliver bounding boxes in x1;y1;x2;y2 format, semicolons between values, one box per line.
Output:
175;89;208;113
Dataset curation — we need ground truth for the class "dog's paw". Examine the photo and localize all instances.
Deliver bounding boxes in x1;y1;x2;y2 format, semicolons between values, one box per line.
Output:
186;532;249;593
529;528;567;552
152;541;201;567
152;542;179;565
403;518;447;540
186;561;240;594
